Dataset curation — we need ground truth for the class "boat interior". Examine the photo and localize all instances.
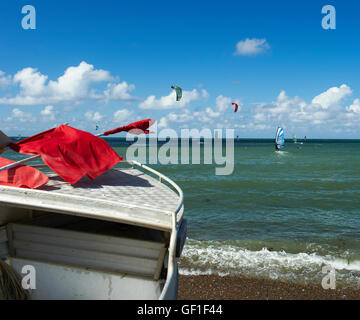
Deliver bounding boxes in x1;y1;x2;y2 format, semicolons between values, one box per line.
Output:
0;205;176;299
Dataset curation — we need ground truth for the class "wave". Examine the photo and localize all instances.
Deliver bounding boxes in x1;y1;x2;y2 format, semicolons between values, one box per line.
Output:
179;239;360;288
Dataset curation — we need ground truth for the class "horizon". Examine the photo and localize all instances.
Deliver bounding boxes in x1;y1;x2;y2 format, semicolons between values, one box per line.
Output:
9;135;360;141
1;1;360;138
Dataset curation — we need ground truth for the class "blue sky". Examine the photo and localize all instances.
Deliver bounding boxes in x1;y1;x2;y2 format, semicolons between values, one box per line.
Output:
0;0;359;138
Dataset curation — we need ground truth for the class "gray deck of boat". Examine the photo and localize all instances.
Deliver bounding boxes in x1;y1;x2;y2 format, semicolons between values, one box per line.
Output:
0;168;180;231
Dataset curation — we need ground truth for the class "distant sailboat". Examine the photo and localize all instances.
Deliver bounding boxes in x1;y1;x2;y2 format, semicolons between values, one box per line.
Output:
293;134;297;144
275;127;285;151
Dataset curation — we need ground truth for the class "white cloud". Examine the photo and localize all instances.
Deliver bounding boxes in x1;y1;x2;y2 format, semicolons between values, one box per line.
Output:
0;70;12;87
254;90;324;126
346;99;360;114
41;105;56;120
158;109;202;129
205;95;236;118
157;95;236;129
138;89;208;110
158;116;168;129
103;82;136;101
48;62;113;101
6;108;36;122
113;109;133;122
14;67;48;99
248;84;359;133
0;61;132;106
312;84;352;109
85;111;104;122
234;38;270;56
205;107;221;118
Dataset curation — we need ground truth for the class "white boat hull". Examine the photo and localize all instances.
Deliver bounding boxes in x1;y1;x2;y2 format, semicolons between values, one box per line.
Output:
0;163;186;300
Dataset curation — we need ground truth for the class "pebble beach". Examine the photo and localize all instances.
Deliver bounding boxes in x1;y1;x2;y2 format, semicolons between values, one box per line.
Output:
178;275;360;300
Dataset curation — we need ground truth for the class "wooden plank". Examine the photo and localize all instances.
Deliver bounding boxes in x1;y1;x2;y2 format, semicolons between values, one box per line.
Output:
0;243;8;258
12;223;164;252
0;227;7;242
153;247;167;281
6;224;15;257
14;242;158;277
10;221;168;278
11;257;161;299
13;239;158;265
16;248;155;277
14;231;162;260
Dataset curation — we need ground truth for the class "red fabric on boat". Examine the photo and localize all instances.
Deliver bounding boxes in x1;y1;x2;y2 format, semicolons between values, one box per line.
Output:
9;125;122;185
103;119;155;136
0;157;49;189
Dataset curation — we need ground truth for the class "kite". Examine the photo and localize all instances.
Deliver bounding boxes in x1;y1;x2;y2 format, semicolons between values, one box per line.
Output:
232;103;239;112
171;85;182;101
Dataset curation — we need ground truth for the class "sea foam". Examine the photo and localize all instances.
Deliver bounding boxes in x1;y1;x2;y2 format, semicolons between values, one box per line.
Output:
179;239;360;288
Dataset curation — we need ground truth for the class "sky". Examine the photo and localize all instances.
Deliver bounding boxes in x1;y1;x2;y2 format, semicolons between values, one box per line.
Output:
0;0;359;138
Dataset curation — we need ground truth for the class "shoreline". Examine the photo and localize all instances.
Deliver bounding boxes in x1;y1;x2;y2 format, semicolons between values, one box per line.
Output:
178;275;360;300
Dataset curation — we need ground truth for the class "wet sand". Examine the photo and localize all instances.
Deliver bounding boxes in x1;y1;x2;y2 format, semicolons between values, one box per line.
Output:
178;275;360;300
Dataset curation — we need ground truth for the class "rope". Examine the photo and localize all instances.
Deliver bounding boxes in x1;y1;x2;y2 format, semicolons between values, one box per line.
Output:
0;260;28;300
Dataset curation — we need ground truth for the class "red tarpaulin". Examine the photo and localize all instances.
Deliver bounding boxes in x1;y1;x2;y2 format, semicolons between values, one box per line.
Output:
0;157;49;189
9;125;123;185
103;119;155;136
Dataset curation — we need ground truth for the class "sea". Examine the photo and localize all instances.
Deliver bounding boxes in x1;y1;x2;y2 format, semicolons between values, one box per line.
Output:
4;138;360;288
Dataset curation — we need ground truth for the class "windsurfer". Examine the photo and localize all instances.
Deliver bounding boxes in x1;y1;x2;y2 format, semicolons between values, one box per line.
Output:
275;127;284;151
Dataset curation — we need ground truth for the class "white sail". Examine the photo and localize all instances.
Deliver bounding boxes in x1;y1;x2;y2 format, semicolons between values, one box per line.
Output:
275;127;285;150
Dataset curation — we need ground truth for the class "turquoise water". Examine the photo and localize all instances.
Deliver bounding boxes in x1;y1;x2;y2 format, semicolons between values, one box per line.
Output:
4;139;360;287
123;139;360;288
